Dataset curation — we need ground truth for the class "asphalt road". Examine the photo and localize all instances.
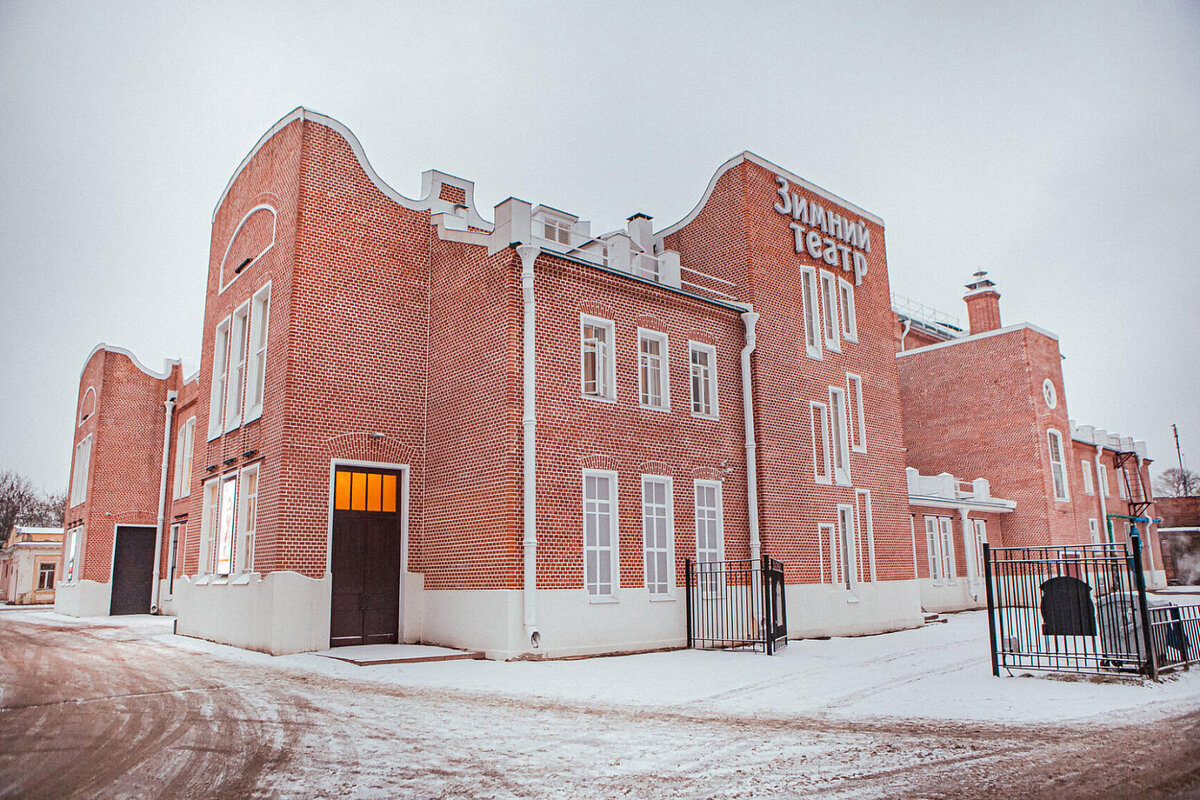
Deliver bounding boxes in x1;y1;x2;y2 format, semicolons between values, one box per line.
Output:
1;610;1198;799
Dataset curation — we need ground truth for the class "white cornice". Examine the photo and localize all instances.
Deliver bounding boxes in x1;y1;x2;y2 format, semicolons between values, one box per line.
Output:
211;107;493;232
79;344;179;383
908;495;1017;513
895;322;1059;358
656;151;884;244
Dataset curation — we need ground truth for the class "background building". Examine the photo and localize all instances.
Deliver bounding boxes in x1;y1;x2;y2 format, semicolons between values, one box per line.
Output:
1;525;63;605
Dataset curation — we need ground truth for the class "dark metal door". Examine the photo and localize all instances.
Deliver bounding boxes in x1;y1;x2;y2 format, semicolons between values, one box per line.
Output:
329;467;402;647
110;525;156;615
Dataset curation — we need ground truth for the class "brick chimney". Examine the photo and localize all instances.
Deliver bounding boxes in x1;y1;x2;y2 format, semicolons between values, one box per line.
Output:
964;270;1001;334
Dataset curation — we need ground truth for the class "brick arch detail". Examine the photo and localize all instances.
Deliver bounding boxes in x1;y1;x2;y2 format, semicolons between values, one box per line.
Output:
638;460;672;476
684;329;716;346
324;433;416;466
579;454;619;472
579;301;616;320
691;466;723;481
634;315;668;332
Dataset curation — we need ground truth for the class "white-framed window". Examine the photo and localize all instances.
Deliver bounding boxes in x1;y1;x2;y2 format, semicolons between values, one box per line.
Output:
173;417;196;499
64;527;81;582
689;342;718;418
1042;378;1057;409
828;387;851;485
37;561;56;590
819;270;840;352
641;475;674;597
580;316;615;401
818;523;835;583
198;479;218;575
637;329;670;411
69;435;92;507
838;278;858;342
583;470;619;598
856;489;875;583
543;217;572;246
809;401;831;484
245;283;271;423
846;373;866;452
1047;429;1069;501
835;505;856;591
1088;518;1100;544
926;516;955;582
215;474;238;576
694;480;724;596
224;302;250;433
1098;463;1110;497
1118;470;1128;500
972;519;987;577
207;316;231;440
1081;460;1094;496
940;517;956;581
236;464;259;574
167;522;183;594
800;266;822;360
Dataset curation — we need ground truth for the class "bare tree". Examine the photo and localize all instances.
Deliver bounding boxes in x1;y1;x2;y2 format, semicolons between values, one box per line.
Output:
0;470;37;546
1154;467;1200;498
20;488;67;527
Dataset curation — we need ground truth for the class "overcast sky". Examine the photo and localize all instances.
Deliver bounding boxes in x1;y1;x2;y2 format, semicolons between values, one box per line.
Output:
1;1;1197;493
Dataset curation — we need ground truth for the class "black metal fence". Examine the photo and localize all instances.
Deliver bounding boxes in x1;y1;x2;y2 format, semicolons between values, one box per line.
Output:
685;556;788;654
984;535;1197;680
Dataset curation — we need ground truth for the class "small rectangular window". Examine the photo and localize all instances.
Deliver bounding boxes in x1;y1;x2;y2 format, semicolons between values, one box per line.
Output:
838;278;858;342
583;471;619;598
1047;429;1069;501
544;218;572;245
37;562;55;590
800;267;822;360
245;284;271;423
638;330;670;410
641;476;673;597
1081;460;1094;495
819;270;840;352
581;316;615;401
208;317;231;440
828;387;851;485
1088;518;1100;544
810;401;831;484
1098;463;1110;497
846;374;866;452
689;342;718;418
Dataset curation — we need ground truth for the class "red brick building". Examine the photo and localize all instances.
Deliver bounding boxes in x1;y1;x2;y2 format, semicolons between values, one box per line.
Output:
55;108;1162;656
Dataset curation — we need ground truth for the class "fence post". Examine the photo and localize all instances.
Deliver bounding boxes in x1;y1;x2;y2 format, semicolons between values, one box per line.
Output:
1130;534;1158;681
685;558;693;650
983;542;1000;677
761;555;772;655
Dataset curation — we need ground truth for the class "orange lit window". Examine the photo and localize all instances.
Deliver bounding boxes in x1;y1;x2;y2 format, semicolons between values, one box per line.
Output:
334;470;399;513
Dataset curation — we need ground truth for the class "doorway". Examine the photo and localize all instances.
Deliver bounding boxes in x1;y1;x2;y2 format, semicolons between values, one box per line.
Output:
110;525;156;615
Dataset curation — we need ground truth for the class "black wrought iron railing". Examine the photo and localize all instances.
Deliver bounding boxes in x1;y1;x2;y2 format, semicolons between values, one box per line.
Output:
685;556;787;655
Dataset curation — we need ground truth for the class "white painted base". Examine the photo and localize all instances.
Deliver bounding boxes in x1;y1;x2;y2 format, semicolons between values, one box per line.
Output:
53;580;111;617
156;579;180;616
918;578;988;614
1147;569;1168;591
785;580;925;638
174;571;332;655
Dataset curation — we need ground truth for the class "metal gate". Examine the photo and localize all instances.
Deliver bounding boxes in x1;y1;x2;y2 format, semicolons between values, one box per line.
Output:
685;556;788;654
984;534;1197;680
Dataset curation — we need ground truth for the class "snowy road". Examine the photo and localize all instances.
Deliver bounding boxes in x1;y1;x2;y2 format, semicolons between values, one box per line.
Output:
1;610;1199;799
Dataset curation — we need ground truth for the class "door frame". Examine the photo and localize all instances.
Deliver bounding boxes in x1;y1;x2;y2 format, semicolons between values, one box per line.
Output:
325;459;410;644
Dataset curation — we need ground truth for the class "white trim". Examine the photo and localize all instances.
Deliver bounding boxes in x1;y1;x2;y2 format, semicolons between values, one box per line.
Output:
580;314;616;402
78;343;179;383
838;277;858;343
244;282;272;425
207;315;232;441
582;469;621;600
77;386;97;426
819;270;841;352
809;401;832;485
655;151;883;243
1042;378;1058;410
908;495;1016;513
846;373;866;453
217;204;276;294
856;489;876;583
640;474;675;599
800;266;822;360
895;322;1060;358
835;504;856;593
636;328;671;412
693;478;725;566
1047;428;1070;502
688;340;719;419
828;386;852;486
223;300;251;434
1081;459;1094;496
212;107;494;231
819;522;835;583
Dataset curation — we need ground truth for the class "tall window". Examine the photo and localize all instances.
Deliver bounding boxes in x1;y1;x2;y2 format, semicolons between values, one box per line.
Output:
828;387;851;485
689;342;718;418
819;523;835;583
695;480;724;595
972;519;987;577
237;464;259;574
1047;429;1069;501
925;516;955;582
225;303;250;432
1081;460;1094;495
208;317;231;440
810;401;831;484
846;374;866;452
1098;463;1110;497
800;267;821;359
214;475;238;576
583;471;618;598
641;476;673;596
638;330;669;410
245;284;271;423
37;562;55;590
1118;470;1128;500
173;417;196;499
836;505;856;590
581;317;615;400
838;278;858;342
856;489;875;583
69;435;92;507
65;528;81;582
167;523;183;593
199;479;220;575
819;270;840;352
940;517;956;580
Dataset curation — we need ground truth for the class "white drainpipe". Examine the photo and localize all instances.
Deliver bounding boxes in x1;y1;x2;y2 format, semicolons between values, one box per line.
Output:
517;244;541;650
740;309;761;562
150;391;177;614
1095;446;1108;542
899;318;911;352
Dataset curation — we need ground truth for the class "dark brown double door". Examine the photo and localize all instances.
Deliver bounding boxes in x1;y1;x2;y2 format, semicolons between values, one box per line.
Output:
330;468;402;647
110;525;156;615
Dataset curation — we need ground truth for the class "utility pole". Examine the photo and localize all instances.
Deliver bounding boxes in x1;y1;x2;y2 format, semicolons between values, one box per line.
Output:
1173;423;1186;474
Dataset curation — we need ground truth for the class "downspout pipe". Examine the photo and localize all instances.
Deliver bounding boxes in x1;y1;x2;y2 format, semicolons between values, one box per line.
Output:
517;244;541;650
899;318;912;352
1094;446;1108;542
150;391;177;614
740;309;762;563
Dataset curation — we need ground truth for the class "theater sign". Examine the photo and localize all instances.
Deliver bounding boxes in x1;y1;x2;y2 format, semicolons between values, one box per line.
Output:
772;176;870;285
